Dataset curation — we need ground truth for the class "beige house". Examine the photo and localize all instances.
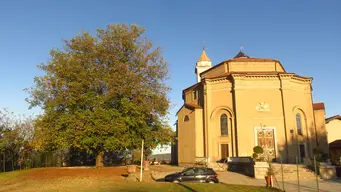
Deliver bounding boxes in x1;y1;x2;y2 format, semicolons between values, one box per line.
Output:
326;115;341;144
175;49;328;165
325;115;341;164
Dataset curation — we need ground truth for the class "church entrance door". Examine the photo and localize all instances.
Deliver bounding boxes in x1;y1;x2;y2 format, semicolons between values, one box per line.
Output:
256;128;276;160
220;144;229;159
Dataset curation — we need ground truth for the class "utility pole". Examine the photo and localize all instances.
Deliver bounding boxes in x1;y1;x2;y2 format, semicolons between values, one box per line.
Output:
140;139;144;182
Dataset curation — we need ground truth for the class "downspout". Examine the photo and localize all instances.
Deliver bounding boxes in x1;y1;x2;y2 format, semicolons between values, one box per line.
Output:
231;75;239;156
279;75;289;163
203;79;208;160
310;83;319;147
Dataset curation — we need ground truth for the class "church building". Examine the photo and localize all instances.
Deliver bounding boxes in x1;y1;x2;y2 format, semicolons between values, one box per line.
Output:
175;49;328;165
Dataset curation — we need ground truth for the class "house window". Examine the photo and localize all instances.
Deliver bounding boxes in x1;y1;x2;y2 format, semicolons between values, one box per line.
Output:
193;91;197;100
184;115;189;122
296;113;302;135
220;114;228;136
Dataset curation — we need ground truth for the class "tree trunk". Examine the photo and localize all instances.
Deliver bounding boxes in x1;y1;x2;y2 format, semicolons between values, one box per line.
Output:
3;152;5;172
131;150;135;164
45;153;48;167
96;152;104;167
11;153;14;171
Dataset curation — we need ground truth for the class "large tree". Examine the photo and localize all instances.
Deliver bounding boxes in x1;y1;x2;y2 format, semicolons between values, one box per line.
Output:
26;24;173;167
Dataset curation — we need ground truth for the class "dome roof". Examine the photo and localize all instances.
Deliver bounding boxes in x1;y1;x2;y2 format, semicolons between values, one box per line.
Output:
234;50;249;58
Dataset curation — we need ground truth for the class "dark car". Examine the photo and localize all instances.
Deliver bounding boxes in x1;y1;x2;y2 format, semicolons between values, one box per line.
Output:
164;167;219;183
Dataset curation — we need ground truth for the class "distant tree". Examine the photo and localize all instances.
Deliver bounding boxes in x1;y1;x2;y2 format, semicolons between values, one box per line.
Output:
26;24;174;167
0;109;35;171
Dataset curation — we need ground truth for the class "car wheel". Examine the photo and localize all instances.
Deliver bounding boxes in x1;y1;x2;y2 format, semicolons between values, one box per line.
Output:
173;179;180;183
208;180;215;184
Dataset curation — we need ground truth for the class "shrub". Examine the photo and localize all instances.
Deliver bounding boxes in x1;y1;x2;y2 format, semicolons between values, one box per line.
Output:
313;147;328;162
253;146;264;154
252;146;264;162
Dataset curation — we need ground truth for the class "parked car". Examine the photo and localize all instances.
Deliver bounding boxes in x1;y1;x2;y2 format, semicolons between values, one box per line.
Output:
164;167;219;183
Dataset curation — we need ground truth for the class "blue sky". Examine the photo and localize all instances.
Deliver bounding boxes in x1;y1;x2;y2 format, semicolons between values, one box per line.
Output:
0;1;340;153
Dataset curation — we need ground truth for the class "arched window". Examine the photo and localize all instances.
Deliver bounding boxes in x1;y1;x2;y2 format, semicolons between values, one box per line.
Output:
220;114;228;136
184;115;189;122
296;113;302;135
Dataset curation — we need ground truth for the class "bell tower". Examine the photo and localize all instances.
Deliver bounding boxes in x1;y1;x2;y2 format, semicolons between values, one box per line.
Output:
195;48;212;82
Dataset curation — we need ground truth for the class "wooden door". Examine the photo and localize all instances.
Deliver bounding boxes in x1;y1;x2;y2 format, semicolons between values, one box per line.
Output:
257;129;275;159
221;144;229;159
299;144;306;163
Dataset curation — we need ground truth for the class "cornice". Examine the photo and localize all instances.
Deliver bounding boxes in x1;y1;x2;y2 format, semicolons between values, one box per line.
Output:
206;77;230;84
278;73;294;79
229;73;312;84
233;85;281;90
232;74;280;80
291;76;312;83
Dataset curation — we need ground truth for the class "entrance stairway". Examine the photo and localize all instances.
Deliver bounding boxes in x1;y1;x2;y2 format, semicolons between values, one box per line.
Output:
208;162;228;171
271;163;320;181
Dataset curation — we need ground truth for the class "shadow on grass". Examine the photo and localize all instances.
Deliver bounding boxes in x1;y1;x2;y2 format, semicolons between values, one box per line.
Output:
154;178;165;182
121;174;129;178
177;183;197;192
280;180;334;192
150;172;166;182
219;182;282;192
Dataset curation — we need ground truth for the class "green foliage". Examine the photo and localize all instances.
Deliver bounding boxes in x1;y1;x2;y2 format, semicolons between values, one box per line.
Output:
253;146;264;154
0;109;36;171
313;147;328;162
252;146;264;162
25;24;174;165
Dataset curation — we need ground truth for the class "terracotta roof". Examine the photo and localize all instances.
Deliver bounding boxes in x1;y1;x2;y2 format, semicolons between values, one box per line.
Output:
329;139;341;149
227;57;280;62
313;102;325;110
198;49;211;62
200;57;284;77
184;102;202;109
183;82;201;92
326;115;341;123
176;102;202;115
205;72;231;79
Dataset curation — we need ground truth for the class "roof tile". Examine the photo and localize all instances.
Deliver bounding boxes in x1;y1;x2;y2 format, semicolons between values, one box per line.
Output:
313;102;325;110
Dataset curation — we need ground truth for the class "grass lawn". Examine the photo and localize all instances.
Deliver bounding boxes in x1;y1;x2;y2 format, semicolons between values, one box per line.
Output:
0;167;280;192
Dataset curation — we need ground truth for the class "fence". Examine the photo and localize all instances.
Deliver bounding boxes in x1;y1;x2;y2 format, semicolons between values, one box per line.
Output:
270;156;324;192
0;151;64;172
0;150;130;173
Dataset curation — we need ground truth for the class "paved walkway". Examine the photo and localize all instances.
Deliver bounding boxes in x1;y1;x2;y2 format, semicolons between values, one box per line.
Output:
149;165;341;192
218;171;341;192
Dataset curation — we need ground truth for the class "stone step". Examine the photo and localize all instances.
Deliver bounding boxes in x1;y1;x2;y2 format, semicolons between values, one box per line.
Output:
207;163;228;171
270;164;320;181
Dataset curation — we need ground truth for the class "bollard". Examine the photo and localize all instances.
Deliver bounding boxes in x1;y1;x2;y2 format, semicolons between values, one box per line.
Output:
296;156;300;192
314;156;320;192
